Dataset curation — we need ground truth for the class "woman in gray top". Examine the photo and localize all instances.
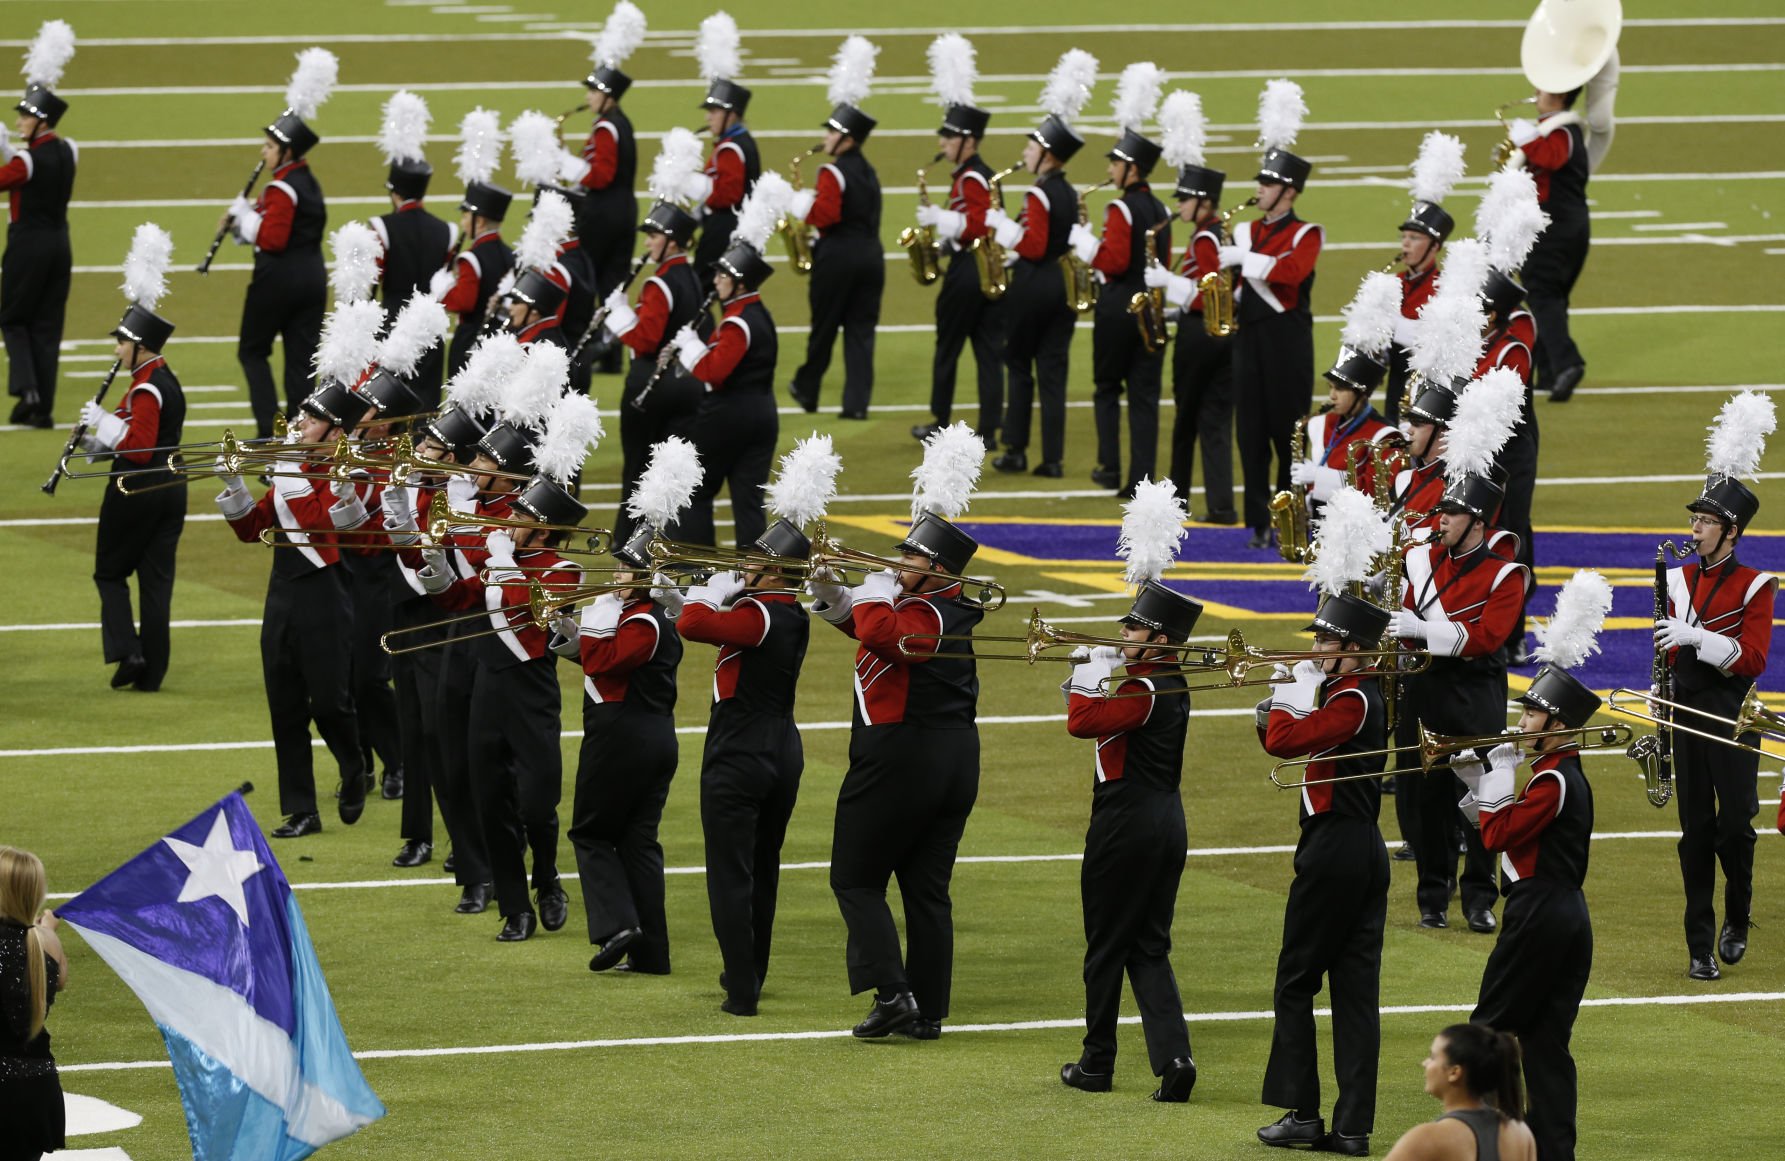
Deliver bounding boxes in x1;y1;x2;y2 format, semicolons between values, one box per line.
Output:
1386;1023;1536;1161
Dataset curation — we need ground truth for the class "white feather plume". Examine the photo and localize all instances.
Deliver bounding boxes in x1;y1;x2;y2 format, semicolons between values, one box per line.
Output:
1407;293;1487;385
313;300;385;388
328;222;382;305
377;90;430;166
909;421;983;522
1704;390;1778;480
1444;367;1525;483
1303;486;1391;596
1532;569;1613;670
1158;90;1208;169
455;107;503;186
509;110;570;189
1256;79;1307;151
1408;131;1466;206
1112;62;1164;134
1436;237;1491;306
120;223;175;310
827;36;878;108
735;171;794;253
284;48;339;120
696;11;742;82
514;189;575;273
1476;167;1550;272
625;436;704;527
927;33;977;109
592;1;647;68
22;20;75;88
376;294;450;377
499;343;569;429
1118;478;1188;586
444;333;525;416
648;127;710;206
765;432;843;527
1339;270;1403;359
536;392;606;485
1040;49;1099;123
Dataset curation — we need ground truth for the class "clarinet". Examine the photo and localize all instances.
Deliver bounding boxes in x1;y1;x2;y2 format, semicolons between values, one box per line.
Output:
629;290;718;414
42;358;124;496
570;255;649;363
198;159;267;275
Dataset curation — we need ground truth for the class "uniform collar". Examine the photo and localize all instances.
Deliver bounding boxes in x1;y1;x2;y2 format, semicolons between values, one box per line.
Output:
131;355;167;384
273;158;307;180
719;123;749;141
472;229;502;245
723;291;761;316
751;589;799;604
28;129;56;146
657;253;689;273
395;199;423;212
1447;537;1489;564
517;316;561;342
1403;266;1434;287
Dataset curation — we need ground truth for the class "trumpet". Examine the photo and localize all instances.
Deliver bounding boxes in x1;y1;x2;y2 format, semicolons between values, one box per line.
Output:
973;161;1024;301
779;145;822;275
899;155;944;286
1128;217;1174;354
1492;96;1538;169
1061;179;1111;315
1269;723;1636;790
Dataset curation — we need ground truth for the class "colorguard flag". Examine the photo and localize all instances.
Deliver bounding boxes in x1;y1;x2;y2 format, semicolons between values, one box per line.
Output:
58;792;384;1159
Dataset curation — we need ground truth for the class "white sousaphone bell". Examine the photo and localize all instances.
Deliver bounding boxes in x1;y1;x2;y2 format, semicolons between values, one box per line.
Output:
1520;0;1623;92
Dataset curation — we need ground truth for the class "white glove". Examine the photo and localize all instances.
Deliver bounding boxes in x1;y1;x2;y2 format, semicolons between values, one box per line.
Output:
553;612;581;644
1451;757;1487;794
931;209;966;242
1393;316;1419;348
603;288;638;336
384;485;416;529
855;569;899;605
706;569;748;606
484;528;517;570
1241;251;1277;280
789;188;817;221
1289;460;1316;488
1506;118;1540;147
0;125;11;163
80;401;128;451
1487;741;1522;775
1270;658;1325;715
915;203;943;227
1306;464;1346;501
807;573;852;620
283;424;303;445
446;475;477;509
1654;617;1706;652
686;173;714;204
650;572;686;617
673;325;708;373
1067;644;1124;696
329;481;369;530
329;473;356;501
580;590;624;635
985;209;1024;249
557;152;592;184
214;460;253;520
1387;610;1431;641
1068;223;1099;264
228;195;263;245
1217;244;1246;267
418;547;454;593
274;466;314;505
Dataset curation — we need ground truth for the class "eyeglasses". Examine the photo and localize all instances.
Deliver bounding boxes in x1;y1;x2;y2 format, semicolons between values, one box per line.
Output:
1687;515;1726;530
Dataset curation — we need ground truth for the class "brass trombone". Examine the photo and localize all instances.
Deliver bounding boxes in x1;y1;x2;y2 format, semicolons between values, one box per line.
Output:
380;575;647;654
428;495;613;557
1269;723;1636;789
1609;688;1785;756
896;608;1231;665
112;432;351;496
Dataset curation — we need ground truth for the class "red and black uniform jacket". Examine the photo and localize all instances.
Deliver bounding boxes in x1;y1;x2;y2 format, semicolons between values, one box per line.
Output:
1308;407;1400;497
1233;210;1322;322
226;462;345;578
577;104;637;232
104;357;186;485
678;589;809;714
806;149;881;244
1391;457;1448;541
1401;538;1526;659
247;158;326;265
441;230;512;320
1399;265;1438;324
830;582;983;728
579;596;682;712
1665;554;1777;713
1013;170;1076;268
0;128;75;229
704;126;759;217
372;200;457;317
1173;215;1223;314
1516;111;1589;223
429;546;578;669
1263;674;1387;824
1477;311;1535;385
1066;662;1188;791
944;156;993;256
688;292;775;393
1479;749;1593;896
1089;183;1169;297
616;253;699;360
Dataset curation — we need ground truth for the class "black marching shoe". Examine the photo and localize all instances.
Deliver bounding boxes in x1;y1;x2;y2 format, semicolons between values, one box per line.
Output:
380;767;404;799
897;1018;941;1041
111;654;148;689
1059;1061;1113;1093
1466;909;1497;934
610;961;669;976
1420;912;1448;929
455;882;492;914
496;911;537;942
837;408;868;420
391;840;432;868
536;883;569;932
24;409;51;429
589;926;642;972
1258;1111;1326;1148
911;421;943;441
1719;919;1749;965
1393;845;1417;861
992;449;1028;474
337;772;367;826
852;991;920;1039
1151;1056;1197;1103
788;383;818;413
1688;953;1721;981
270;813;322;839
8;396;33;424
1090;468;1120;490
443;851;457;874
1317;1132;1370;1156
1547;363;1585;403
1032;461;1063;479
721;995;758;1017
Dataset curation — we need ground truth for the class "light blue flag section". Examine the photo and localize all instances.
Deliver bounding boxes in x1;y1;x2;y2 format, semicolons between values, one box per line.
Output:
59;792;384;1159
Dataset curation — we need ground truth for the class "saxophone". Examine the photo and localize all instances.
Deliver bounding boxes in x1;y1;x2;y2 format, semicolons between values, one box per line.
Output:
1627;540;1690;807
1378;519;1409;729
898;155;943;286
1061;179;1112;315
779;144;822;275
1268;417;1312;563
1128;216;1173;354
1200;196;1256;338
972;161;1024;301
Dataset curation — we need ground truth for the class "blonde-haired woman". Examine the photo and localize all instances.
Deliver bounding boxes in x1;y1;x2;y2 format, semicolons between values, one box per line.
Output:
1;846;68;1161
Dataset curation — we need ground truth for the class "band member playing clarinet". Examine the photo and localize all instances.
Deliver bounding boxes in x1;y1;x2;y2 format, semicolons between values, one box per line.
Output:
691;12;758;292
573;1;645;378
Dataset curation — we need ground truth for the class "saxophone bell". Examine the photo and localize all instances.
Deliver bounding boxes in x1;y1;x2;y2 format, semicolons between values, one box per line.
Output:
971;160;1026;302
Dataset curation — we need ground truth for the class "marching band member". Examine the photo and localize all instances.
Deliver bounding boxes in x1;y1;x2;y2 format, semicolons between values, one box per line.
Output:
1664;392;1777;980
1056;482;1197;1102
808;425;986;1040
442;109;512;374
498;189;576;349
1385;133;1466;425
910;34;1003;447
1455;570;1613;1161
1504;85;1589;401
81;226;180;692
1085;63;1169;498
229;50;338;440
1389;370;1530;934
691;11;758;292
370;92;455;409
1257;502;1396;1157
573;1;645;378
2;22;76;429
1389;381;1458;544
508;113;597;382
1292;271;1403;519
670;436;835;1014
1146;90;1237;525
787;37;883;420
989;49;1098;480
1229;81;1323;551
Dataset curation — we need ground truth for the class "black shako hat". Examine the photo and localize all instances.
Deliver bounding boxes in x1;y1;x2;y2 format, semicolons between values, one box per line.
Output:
1174;164;1225;203
898;512;978;576
1518;664;1602;728
512;473;588;527
1108;129;1163;175
1435;473;1506;523
17;84;67;127
754;518;812;561
354;369;423;421
612;523;656;570
940;104;991;139
1407;382;1459;427
1306;592;1391;648
112;305;175;353
1256;146;1311;191
387;158;432;201
423;405;490;459
585;65;632;99
266;110;320;158
509;269;568;317
1324;346;1388;394
460;181;513;222
477;420;539;475
640;200;699;246
1688;475;1761;535
825;103;876;143
701;79;752;114
1482;268;1527;320
716;242;773;290
1401;200;1455;243
301;381;374;430
1030;115;1085;162
1122;580;1203;642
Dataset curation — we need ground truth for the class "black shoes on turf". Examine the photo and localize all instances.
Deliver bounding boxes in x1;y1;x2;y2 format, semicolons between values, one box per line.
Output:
1320;1132;1371;1156
270;813;322;839
1720;919;1749;965
992;450;1027;473
1420;912;1448;929
391;840;432;868
1151;1056;1197;1103
380;766;404;799
1060;1061;1113;1093
1547;363;1585;403
1688;953;1721;981
497;911;537;942
111;655;147;689
852;991;920;1039
455;882;492;914
1259;1111;1325;1148
1466;909;1497;934
536;883;569;932
590;926;642;972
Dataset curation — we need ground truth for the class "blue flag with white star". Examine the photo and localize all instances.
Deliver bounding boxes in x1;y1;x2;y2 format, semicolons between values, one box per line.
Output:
58;792;384;1159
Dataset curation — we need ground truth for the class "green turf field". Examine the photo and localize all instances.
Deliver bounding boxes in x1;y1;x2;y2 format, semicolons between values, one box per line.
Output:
3;1;1784;1157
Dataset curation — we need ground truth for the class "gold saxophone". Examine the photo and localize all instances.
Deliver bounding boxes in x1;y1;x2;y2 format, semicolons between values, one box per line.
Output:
898;155;943;286
1378;518;1409;728
779;144;822;275
1061;179;1111;315
1268;416;1313;563
1128;216;1173;354
552;103;586;130
1492;96;1537;169
1200;195;1256;338
972;161;1024;301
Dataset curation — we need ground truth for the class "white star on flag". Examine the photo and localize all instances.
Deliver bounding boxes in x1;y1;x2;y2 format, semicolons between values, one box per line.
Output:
163;810;266;927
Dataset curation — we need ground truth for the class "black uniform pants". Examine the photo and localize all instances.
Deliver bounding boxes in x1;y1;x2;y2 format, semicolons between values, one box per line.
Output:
238;257;327;438
929;254;1005;435
433;635;491;887
1675;720;1761;953
683;388;776;549
1078;791;1191;1076
344;556;400;776
830;723;980;1020
93;481;185;688
1499;415;1539;645
1002;276;1075;465
1169;319;1236;520
1;225;72;413
793;238;884;415
469;654;563;918
1091;296;1165;488
1401;670;1501;917
1523;217;1589;391
1233;310;1314;532
701;712;803;1005
1473;885;1592;1161
572;706;679;971
392;597;444;845
612;356;700;546
1263;813;1389;1138
260;567;364;818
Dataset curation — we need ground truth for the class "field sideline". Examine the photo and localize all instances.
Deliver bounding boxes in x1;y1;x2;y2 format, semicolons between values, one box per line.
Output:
4;1;1785;1158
